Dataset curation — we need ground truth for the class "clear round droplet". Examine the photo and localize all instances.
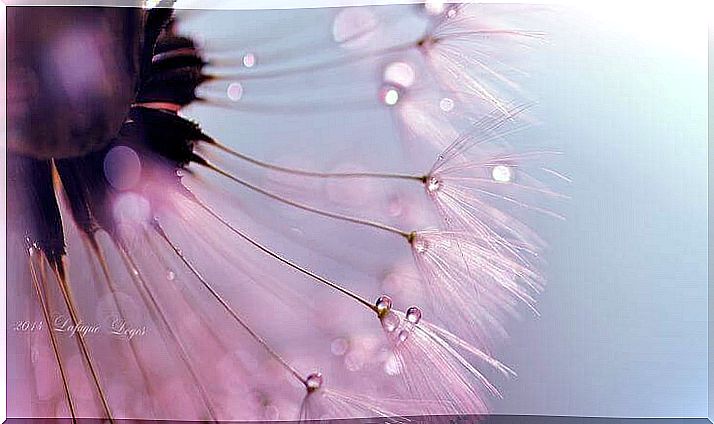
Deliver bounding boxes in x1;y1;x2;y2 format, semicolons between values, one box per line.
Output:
406;306;422;324
426;176;441;193
380;85;400;106
398;329;410;343
166;270;175;281
492;165;514;183
305;372;323;392
227;82;243;101
412;236;429;254
383;62;416;88
242;53;256;68
439;97;455;112
376;295;393;316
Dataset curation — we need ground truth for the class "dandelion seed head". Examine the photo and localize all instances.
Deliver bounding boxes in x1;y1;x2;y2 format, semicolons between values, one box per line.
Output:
492;164;514;182
383;61;416;89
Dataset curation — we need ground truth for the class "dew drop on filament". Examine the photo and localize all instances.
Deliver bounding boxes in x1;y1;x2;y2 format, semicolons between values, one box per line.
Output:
376;295;393;316
412;237;429;254
305;372;323;392
492;165;514;183
426;176;441;193
405;306;422;324
398;329;410;343
380;85;401;106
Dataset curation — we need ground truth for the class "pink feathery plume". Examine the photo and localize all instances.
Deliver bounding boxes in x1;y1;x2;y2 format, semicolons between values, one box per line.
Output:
424;105;566;254
409;229;543;346
376;298;515;415
417;3;545;116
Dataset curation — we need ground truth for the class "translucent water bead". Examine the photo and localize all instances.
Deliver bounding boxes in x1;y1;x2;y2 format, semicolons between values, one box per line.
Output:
305;372;323;393
405;306;422;324
376;295;393;317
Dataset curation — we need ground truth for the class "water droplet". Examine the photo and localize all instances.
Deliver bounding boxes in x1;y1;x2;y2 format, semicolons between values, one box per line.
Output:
446;8;458;18
166;270;175;281
380;85;400;106
412;236;429;254
439;97;455;112
227;82;243;101
305;372;323;392
242;53;256;68
383;62;416;88
175;169;185;178
426;176;441;193
406;306;422;324
380;312;400;333
398;329;410;343
492;165;514;183
375;295;393;316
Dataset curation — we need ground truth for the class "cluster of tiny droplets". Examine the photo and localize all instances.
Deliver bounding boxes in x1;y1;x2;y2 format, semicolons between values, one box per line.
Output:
305;372;323;393
376;295;423;345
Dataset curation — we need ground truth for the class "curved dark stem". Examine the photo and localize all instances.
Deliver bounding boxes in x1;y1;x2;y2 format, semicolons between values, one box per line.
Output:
186;195;379;315
207;140;425;182
193;156;412;239
151;220;307;386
